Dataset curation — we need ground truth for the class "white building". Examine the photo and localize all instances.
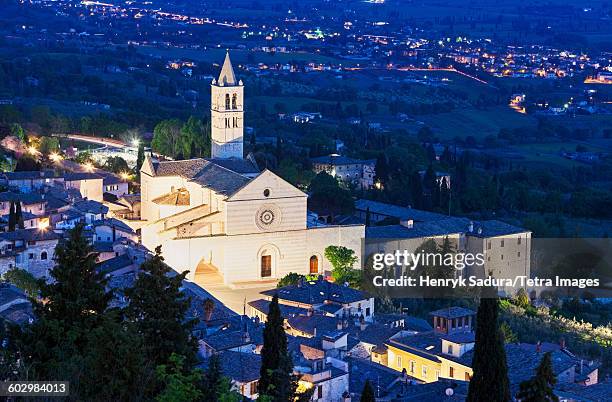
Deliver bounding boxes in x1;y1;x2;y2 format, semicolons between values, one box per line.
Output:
141;53;364;287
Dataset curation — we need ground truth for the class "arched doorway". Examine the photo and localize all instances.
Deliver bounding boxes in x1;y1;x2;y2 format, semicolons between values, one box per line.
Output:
309;255;319;274
257;244;280;279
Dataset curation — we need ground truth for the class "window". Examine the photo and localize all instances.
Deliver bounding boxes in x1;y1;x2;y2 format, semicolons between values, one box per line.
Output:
41;251;48;260
465;372;471;381
250;381;258;395
396;356;402;367
449;366;455;378
263;189;270;197
28;241;36;246
317;385;323;400
225;94;230;109
410;361;416;374
309;255;318;274
517;237;522;245
366;307;371;317
422;366;428;378
448;344;453;354
232;93;237;109
500;239;505;247
28;253;34;260
261;255;272;278
518;251;521;258
501;254;504;260
487;241;491;250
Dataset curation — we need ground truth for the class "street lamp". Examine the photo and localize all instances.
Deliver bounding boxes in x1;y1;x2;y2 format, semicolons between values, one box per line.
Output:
120;172;131;181
131;138;140;148
83;162;94;172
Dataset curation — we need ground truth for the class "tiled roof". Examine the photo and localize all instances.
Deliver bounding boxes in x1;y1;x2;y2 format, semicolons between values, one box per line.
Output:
347;357;403;396
556;381;612;401
349;323;401;346
64;172;103;181
97;254;134;275
200;316;264;351
375;314;433;332
457;344;578;388
261;279;370;305
92;218;135;234
248;299;309;318
73;199;109;215
390;379;469;401
0;192;44;204
199;351;261;383
439;331;475;344
152;188;190;206
190;163;250;195
366;217;470;239
356;199;446;222
152;158;250;196
207;157;259;175
0;228;62;242
102;174;124;185
429;307;475;319
4;170;55;180
468;220;528;237
0;284;28;307
287;314;342;337
93;242;114;253
387;333;444;361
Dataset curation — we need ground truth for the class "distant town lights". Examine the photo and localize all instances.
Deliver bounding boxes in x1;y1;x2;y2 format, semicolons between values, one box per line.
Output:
84;162;94;172
120;172;131;181
28;146;39;155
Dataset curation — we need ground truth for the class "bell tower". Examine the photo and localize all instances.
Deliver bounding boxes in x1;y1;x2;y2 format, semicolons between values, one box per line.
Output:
210;51;244;159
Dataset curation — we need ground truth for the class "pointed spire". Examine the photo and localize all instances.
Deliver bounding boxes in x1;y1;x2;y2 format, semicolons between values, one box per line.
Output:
218;50;237;86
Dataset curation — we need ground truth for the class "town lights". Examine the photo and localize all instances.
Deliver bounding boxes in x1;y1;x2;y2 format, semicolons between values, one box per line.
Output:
120;172;131;181
28;146;38;155
131;138;140;147
49;152;62;162
83;162;94;172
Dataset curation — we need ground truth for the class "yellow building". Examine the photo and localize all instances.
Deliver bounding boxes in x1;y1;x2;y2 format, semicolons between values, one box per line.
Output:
380;307;475;383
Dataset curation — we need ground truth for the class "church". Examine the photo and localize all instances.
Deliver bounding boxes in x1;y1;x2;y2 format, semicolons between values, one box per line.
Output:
140;52;364;287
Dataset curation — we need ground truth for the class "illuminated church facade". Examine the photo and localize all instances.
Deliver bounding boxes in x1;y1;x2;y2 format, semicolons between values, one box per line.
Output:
140;53;364;287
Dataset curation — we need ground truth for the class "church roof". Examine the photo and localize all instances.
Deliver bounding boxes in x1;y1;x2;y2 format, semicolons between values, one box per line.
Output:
151;158;250;197
218;51;237;86
152;188;191;206
207;157;259;175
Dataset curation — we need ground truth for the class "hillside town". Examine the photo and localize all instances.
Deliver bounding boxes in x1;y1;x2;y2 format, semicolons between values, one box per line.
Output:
1;52;611;400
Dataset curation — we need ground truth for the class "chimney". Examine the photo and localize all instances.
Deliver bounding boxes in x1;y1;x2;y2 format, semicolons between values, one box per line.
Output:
400;219;414;228
343;318;348;329
536;341;542;353
313;327;317;337
307;308;313;317
468;221;474;232
337;320;343;330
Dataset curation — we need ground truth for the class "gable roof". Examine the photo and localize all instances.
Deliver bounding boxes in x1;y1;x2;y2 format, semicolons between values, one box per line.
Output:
261;279;369;305
4;170;55;181
147;158;251;197
226;169;306;201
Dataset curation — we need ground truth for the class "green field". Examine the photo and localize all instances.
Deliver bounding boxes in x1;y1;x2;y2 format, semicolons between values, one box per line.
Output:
418;106;537;140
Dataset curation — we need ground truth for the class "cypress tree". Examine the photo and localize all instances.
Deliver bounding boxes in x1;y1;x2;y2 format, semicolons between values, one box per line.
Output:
259;294;295;401
467;296;511;402
202;353;223;402
23;224;110;383
125;246;197;371
517;352;558;402
15;201;24;229
360;379;375;402
136;141;145;172
7;201;16;232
